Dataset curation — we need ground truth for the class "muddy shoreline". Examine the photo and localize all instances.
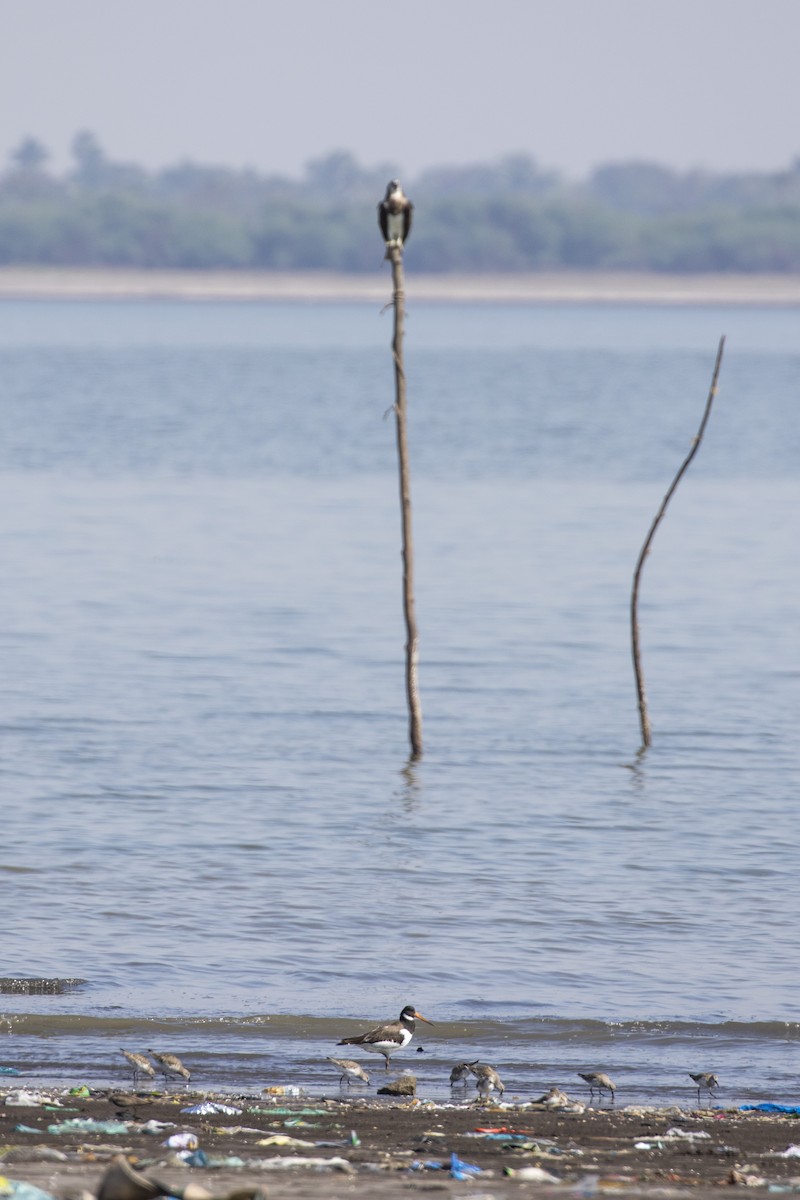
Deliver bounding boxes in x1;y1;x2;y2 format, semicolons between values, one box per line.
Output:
3;1087;800;1199
1;266;800;305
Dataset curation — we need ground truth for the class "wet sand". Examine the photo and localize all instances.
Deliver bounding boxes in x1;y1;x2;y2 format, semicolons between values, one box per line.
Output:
1;266;800;305
2;1088;800;1199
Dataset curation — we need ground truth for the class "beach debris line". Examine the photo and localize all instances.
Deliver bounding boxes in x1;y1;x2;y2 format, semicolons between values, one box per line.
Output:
336;1003;432;1070
630;334;726;750
326;1057;370;1087
579;1071;617;1102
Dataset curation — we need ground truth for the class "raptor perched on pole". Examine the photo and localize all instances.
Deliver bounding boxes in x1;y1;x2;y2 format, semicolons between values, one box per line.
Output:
378;179;413;249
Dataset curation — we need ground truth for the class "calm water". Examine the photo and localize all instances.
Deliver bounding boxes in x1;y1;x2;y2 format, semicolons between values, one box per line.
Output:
1;297;799;1106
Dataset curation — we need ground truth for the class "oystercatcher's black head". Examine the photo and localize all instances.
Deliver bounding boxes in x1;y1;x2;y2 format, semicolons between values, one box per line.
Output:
401;1004;433;1025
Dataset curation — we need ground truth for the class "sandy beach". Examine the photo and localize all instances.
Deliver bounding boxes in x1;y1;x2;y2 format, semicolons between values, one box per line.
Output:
2;1086;800;1200
2;266;800;305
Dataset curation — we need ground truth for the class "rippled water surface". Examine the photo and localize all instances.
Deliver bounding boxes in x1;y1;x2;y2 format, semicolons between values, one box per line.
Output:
1;297;799;1104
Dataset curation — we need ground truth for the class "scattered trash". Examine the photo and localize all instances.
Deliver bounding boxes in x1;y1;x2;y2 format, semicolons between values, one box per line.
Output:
252;1156;353;1172
68;1085;91;1097
261;1086;303;1097
4;1091;51;1107
450;1152;482;1180
729;1168;767;1187
255;1135;316;1148
163;1133;200;1151
0;1178;59;1200
504;1165;561;1182
742;1104;800;1115
181;1150;209;1169
663;1127;712;1141
0;1067;21;1076
181;1102;241;1116
47;1119;131;1135
781;1146;800;1158
0;1148;68;1165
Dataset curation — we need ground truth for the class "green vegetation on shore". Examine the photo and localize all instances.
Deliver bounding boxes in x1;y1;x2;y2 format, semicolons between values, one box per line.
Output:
2;133;800;273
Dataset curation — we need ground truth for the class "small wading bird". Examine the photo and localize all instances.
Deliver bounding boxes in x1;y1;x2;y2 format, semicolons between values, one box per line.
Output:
327;1057;370;1087
472;1062;505;1098
535;1086;571;1108
337;1004;433;1070
689;1072;719;1103
450;1060;480;1086
120;1048;155;1087
579;1071;616;1102
148;1049;191;1085
378;180;413;251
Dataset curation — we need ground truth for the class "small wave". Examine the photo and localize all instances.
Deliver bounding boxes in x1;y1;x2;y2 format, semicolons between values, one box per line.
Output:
0;977;87;996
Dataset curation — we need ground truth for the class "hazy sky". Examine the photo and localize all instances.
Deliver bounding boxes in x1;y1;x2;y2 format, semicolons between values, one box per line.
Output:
2;0;797;180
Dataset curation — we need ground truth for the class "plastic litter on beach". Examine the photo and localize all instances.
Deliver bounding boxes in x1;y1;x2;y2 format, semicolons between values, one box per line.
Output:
163;1132;200;1151
0;1177;58;1200
0;1067;21;1076
248;1155;353;1172
181;1102;241;1116
3;1091;55;1108
255;1134;316;1148
503;1165;561;1182
742;1104;800;1115
47;1119;131;1135
449;1152;483;1180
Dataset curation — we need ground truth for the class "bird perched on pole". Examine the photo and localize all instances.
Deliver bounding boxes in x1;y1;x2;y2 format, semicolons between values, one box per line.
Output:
378;180;413;252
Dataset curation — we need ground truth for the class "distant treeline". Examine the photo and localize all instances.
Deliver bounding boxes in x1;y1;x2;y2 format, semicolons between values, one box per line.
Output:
2;132;800;272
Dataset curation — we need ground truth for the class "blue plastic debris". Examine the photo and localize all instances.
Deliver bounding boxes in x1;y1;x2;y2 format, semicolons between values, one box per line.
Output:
741;1104;800;1115
450;1152;482;1181
0;1067;21;1076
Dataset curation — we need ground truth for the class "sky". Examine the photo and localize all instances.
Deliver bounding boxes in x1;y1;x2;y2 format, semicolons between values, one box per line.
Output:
1;0;797;182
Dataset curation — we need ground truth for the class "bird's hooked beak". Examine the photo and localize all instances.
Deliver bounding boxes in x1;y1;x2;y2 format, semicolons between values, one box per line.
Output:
413;1010;433;1025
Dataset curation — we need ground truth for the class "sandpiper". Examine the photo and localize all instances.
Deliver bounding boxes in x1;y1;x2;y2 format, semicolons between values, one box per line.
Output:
689;1072;719;1103
450;1060;480;1086
327;1057;370;1087
579;1071;616;1101
471;1063;504;1098
337;1004;433;1070
120;1049;156;1087
148;1050;191;1085
535;1085;571;1108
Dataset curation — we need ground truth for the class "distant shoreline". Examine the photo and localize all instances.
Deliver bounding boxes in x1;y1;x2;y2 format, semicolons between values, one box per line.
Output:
1;266;800;305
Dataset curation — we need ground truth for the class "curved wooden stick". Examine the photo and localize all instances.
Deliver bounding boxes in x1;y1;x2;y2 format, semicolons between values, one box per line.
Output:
631;336;726;749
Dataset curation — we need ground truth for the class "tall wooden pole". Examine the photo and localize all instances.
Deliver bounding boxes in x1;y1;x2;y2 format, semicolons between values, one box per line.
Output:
631;336;726;749
388;243;423;759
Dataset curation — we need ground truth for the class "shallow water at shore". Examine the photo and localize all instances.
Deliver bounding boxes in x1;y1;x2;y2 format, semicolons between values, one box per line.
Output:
1;299;799;1101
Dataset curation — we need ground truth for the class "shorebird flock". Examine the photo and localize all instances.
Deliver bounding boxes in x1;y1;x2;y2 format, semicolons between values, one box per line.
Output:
119;1007;721;1105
